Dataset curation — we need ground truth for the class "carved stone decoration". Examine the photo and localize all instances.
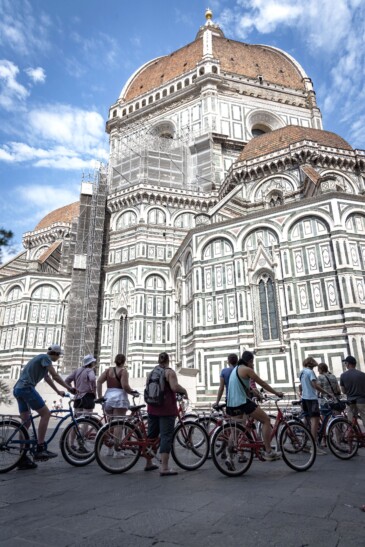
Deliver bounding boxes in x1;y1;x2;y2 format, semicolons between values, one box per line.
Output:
195;213;210;225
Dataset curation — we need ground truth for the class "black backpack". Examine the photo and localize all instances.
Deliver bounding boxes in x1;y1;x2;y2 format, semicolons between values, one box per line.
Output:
144;366;167;406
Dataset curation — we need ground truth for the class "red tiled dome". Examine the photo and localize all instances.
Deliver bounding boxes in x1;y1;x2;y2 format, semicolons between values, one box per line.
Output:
35;202;80;231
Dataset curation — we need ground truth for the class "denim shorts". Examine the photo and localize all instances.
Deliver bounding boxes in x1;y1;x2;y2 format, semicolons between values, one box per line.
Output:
13;386;45;413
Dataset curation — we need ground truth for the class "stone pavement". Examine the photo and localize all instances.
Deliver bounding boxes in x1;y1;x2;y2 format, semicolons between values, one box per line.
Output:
0;445;364;547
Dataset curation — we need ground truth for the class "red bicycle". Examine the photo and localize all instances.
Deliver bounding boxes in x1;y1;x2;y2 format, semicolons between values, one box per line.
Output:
94;394;209;473
211;397;316;476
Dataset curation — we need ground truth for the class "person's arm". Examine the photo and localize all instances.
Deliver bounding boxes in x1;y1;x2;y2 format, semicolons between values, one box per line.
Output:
120;369;138;395
215;377;225;404
166;369;188;396
340;376;347;395
312;379;331;397
47;365;76;394
96;370;108;398
242;368;283;398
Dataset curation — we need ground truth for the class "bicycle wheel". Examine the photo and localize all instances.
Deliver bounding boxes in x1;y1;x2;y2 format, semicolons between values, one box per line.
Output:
327;418;359;460
197;416;219;436
95;419;141;474
171;421;209;470
0;419;29;473
60;418;100;467
211;423;253;477
279;421;316;471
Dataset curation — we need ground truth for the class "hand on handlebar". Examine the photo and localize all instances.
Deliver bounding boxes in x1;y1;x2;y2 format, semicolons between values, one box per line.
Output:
131;390;140;397
276;391;284;398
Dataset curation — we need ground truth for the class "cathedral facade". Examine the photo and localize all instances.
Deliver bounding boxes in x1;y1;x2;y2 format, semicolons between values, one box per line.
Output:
1;12;365;401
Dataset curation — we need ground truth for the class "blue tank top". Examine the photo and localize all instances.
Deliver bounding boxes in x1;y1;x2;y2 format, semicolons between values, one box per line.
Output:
227;366;250;407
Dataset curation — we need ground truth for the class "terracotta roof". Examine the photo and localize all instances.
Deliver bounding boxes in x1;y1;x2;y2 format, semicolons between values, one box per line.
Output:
212;37;305;90
122;35;307;102
238;126;353;162
38;241;62;264
124;39;203;101
35;202;80;231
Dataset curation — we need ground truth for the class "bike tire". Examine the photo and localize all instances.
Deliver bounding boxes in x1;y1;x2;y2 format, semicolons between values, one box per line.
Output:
60;417;100;467
0;419;29;473
211;422;254;477
327;418;359;460
197;416;219;436
95;419;141;474
279;421;316;472
171;421;209;470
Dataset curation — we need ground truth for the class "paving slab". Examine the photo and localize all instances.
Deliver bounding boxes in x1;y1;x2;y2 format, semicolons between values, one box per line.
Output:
1;446;364;547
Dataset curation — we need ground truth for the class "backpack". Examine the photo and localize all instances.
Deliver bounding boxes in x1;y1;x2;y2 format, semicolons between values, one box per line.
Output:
144;366;167;406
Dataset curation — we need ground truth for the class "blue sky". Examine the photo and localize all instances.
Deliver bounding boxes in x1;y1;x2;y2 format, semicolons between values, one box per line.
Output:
0;0;364;261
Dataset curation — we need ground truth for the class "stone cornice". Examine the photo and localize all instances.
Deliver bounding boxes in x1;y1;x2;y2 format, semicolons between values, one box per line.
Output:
23;224;71;249
219;141;360;198
107;182;218;213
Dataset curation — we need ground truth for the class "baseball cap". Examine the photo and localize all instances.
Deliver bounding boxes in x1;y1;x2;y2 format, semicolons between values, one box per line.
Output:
47;344;64;355
83;354;97;367
342;355;356;366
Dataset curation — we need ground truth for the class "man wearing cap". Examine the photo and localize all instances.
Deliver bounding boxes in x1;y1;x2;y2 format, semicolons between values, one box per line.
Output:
299;357;333;454
13;344;75;470
65;354;97;416
340;356;365;425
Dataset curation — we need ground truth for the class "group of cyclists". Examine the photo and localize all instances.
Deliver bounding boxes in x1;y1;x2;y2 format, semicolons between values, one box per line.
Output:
11;343;365;472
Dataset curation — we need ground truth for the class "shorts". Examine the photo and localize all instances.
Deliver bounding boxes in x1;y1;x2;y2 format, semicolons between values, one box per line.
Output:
302;399;320;418
13;386;45;413
74;393;95;410
226;400;257;416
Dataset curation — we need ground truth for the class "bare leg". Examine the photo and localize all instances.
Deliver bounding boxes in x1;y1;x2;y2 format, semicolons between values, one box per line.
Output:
160;452;169;472
36;405;51;445
250;407;273;453
310;416;319;445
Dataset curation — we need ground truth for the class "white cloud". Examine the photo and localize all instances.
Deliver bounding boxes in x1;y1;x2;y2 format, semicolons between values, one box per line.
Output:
25;67;46;84
0;0;52;56
28;105;107;154
0;59;29;109
0;104;108;169
17;184;80;209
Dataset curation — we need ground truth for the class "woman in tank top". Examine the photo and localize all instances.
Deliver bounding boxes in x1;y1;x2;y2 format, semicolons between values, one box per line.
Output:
97;354;138;416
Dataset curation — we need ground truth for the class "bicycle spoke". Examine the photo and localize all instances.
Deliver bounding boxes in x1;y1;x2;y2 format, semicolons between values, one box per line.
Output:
0;419;28;473
279;422;316;471
60;418;100;467
171;421;209;470
95;420;141;473
327;418;359;460
211;423;253;477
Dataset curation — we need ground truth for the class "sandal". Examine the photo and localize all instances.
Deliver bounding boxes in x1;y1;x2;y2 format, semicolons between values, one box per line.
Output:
160;469;178;476
144;464;159;472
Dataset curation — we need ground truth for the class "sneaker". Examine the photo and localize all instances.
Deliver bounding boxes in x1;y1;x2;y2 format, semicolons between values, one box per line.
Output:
238;454;248;463
106;447;113;456
263;450;282;461
225;459;235;471
17;454;38;470
34;445;58;461
75;445;89;454
112;450;127;459
316;447;327;456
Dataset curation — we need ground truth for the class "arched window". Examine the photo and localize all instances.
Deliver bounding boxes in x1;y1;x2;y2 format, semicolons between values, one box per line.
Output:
112;109;117;117
148;96;153;104
116;210;137;229
29;284;61;349
169;85;174;94
112;277;134;295
32;285;59;300
174;212;195;228
184;78;189;87
202;238;233;260
148;208;166;225
258;275;279;340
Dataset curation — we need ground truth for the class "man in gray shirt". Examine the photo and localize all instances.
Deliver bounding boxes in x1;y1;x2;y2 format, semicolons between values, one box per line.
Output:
13;344;75;469
340;356;365;426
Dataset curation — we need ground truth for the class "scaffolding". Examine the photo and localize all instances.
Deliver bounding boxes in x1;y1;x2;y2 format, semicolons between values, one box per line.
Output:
109;121;216;193
63;167;108;371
